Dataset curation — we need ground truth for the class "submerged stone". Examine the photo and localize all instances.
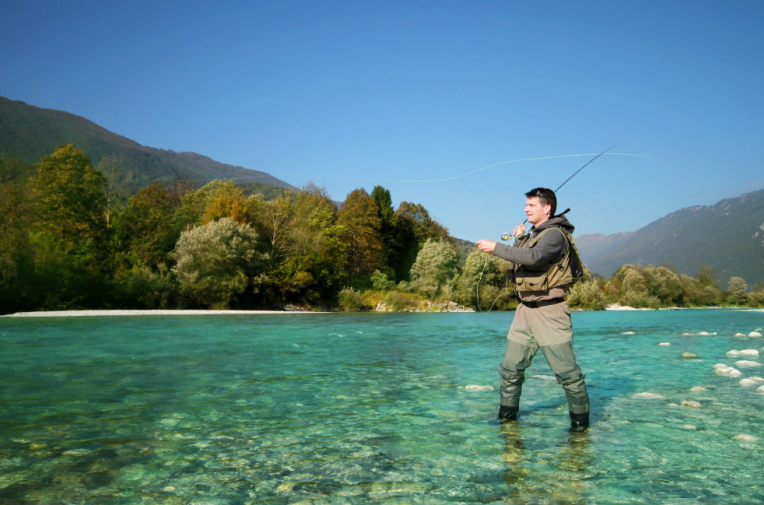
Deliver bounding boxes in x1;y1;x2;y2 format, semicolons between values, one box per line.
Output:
733;434;758;442
681;400;702;408
682;352;699;359
633;392;665;399
735;360;761;368
750;331;763;337
690;386;707;392
464;385;494;391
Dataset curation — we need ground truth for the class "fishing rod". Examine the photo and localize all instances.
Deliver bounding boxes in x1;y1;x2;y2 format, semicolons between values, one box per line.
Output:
476;141;626;311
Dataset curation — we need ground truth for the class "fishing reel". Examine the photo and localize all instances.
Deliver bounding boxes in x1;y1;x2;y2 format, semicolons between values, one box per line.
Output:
500;232;514;241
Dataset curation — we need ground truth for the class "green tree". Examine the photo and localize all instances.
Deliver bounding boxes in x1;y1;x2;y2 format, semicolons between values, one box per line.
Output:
173;218;267;308
391;201;451;281
727;276;749;306
454;250;515;310
30;144;107;242
113;182;178;270
409;238;460;298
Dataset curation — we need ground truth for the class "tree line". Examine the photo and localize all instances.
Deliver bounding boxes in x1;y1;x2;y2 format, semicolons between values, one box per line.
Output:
1;144;762;314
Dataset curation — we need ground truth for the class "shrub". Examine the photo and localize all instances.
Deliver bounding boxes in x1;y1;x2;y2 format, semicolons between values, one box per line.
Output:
338;287;366;311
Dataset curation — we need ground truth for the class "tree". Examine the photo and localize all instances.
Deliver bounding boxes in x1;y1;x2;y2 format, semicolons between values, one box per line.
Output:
454;249;514;310
173;218;267;308
727;276;749;306
392;201;451;281
409;238;460;298
337;189;383;283
30;144;107;243
113;182;177;270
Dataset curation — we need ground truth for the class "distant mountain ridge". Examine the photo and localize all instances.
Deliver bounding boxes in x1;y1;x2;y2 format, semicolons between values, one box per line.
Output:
576;189;764;287
0;96;297;196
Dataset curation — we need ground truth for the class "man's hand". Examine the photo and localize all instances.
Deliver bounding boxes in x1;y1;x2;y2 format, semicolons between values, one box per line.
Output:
513;224;526;237
476;239;497;253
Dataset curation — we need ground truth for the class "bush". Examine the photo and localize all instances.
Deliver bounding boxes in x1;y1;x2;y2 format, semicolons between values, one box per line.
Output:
123;265;179;309
384;291;416;311
337;287;367;311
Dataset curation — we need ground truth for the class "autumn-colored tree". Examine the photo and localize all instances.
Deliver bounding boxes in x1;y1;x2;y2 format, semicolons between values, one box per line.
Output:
337;188;384;283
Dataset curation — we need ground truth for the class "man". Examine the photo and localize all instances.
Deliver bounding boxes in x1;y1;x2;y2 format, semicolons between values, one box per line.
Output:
477;187;590;429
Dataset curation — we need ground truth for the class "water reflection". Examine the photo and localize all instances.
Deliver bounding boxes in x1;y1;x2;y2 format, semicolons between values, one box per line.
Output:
500;421;593;504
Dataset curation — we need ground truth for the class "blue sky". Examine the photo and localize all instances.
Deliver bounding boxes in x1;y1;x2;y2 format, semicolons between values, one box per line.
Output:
2;1;763;242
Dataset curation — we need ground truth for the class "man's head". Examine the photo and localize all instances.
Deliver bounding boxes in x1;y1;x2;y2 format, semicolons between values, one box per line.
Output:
524;187;556;225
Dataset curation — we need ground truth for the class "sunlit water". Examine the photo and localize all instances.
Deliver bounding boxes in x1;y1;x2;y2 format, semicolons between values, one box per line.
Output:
1;309;764;504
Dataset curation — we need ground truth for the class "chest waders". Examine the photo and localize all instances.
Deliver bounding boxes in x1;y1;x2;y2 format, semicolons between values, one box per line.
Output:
498;227;590;429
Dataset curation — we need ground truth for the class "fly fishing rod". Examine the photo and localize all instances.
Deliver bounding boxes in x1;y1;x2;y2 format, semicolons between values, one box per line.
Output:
476;141;625;311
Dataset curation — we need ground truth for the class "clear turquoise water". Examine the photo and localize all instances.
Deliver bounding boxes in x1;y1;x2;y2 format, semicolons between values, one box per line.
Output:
1;309;763;504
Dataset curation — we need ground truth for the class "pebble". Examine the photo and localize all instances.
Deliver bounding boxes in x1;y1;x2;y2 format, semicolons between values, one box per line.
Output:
681;424;697;430
735;360;760;368
681;400;702;408
726;350;741;356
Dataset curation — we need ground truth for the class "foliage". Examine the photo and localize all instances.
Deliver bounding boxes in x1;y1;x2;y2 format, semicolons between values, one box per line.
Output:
409;238;460;298
337;287;367;312
337;188;384;283
172;218;267;308
727;276;749;306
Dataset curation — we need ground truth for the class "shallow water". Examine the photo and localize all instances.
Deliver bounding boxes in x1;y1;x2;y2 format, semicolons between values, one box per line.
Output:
1;309;763;504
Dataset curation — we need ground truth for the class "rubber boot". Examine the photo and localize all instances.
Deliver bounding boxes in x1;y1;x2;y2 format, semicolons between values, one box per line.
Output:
569;411;589;429
498;405;518;423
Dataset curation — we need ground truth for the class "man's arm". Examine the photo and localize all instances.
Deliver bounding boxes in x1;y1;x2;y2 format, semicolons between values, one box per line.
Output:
492;229;566;267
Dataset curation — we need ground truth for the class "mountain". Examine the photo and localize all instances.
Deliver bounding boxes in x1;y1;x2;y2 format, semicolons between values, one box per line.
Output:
576;189;764;288
0;96;297;196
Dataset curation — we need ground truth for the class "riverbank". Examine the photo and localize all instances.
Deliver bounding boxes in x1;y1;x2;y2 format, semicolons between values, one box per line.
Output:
1;309;328;317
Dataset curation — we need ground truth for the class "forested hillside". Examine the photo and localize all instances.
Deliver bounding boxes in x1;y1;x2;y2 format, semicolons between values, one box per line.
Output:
0;96;294;198
577;189;764;287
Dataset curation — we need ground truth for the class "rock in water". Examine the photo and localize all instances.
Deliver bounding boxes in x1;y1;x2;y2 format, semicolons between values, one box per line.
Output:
733;434;758;442
750;331;763;337
465;385;494;391
735;360;761;368
682;352;699;359
681;400;702;408
633;392;665;399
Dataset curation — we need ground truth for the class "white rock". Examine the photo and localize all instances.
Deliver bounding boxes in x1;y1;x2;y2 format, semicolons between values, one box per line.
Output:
633;392;665;400
622;331;635;335
465;385;494;391
733;434;758;442
699;331;710;336
740;349;759;356
735;333;747;337
739;378;758;387
682;400;702;408
715;365;742;377
682;352;699;359
750;331;763;337
726;350;741;356
690;386;707;392
757;385;764;393
749;376;764;382
659;342;671;346
682;424;697;430
735;360;761;368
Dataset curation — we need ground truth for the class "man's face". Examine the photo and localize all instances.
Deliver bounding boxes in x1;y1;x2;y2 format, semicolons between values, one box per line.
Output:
525;196;551;225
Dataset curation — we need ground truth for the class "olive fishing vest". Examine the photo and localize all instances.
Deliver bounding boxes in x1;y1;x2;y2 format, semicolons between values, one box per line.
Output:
513;227;584;292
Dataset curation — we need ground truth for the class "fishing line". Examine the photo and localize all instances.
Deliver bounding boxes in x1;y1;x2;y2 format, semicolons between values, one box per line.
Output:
475;142;629;311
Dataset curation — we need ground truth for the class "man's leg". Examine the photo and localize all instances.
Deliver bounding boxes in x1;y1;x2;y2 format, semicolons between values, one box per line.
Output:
497;338;539;422
539;341;590;428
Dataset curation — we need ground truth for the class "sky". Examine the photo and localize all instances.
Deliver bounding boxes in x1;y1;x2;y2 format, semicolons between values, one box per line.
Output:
2;1;763;242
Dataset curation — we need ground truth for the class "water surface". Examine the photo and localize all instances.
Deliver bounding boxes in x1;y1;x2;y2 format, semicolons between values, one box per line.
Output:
1;309;763;504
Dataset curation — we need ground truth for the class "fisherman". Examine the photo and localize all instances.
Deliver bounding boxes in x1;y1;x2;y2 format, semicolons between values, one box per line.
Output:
477;187;590;429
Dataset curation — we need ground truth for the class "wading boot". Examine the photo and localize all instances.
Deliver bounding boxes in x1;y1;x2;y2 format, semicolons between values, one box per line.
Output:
498;405;518;423
569;411;589;430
